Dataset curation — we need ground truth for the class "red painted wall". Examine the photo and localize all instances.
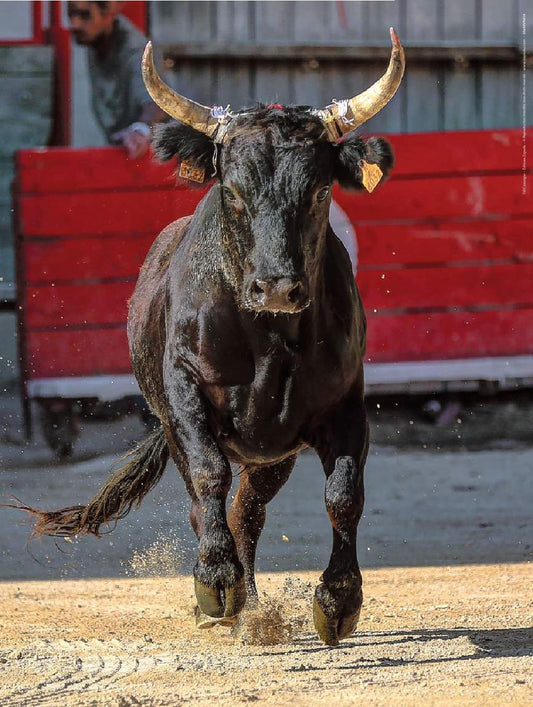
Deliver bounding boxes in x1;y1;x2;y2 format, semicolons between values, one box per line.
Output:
14;128;533;380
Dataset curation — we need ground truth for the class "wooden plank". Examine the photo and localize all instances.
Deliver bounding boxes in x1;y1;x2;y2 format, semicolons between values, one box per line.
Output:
151;1;189;44
25;266;533;349
163;58;215;110
363;2;403;42
443;0;479;41
163;0;214;44
325;0;365;43
405;66;444;133
152;0;527;145
0;216;13;244
405;0;440;42
443;67;480;131
357;263;533;311
365;355;533;387
15;127;533;383
0;46;53;75
293;2;329;43
18;188;204;237
25;328;131;378
480;0;517;42
254;63;292;105
356;218;533;266
292;63;323;108
525;5;533;48
23;234;153;283
24;282;135;328
153;1;529;53
365;308;533;363
0;76;52;155
16;147;179;193
320;61;379;116
0;156;14;189
215;60;253;109
161;43;525;63
0;159;15;219
215;1;254;43
334;173;533;223
364;105;406;142
387;128;531;177
480;66;521;129
16;130;532;193
255;1;294;43
187;1;216;43
27;374;140;400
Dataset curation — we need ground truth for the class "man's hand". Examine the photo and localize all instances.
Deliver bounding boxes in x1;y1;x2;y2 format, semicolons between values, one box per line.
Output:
112;123;151;159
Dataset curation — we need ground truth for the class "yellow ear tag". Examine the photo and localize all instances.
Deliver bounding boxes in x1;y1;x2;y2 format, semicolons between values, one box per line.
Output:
179;160;206;184
360;161;383;193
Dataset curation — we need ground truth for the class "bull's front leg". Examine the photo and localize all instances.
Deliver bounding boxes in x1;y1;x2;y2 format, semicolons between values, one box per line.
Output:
311;387;369;646
163;365;246;628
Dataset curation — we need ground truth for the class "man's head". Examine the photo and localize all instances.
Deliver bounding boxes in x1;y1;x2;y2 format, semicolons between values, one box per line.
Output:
67;1;122;45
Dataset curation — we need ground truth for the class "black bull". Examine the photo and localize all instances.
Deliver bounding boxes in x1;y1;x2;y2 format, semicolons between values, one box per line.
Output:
17;107;395;645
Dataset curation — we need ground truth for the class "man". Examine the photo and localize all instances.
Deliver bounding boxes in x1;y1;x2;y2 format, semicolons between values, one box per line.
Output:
68;1;166;158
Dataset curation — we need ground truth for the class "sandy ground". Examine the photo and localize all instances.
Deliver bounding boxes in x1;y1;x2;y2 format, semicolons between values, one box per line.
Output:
1;565;532;706
1;390;532;704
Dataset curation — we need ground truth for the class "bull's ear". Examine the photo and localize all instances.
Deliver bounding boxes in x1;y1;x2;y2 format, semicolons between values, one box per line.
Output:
335;135;394;191
152;122;215;185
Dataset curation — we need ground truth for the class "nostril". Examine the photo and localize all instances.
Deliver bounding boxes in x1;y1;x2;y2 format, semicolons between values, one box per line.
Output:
250;280;267;299
287;282;303;304
247;278;308;311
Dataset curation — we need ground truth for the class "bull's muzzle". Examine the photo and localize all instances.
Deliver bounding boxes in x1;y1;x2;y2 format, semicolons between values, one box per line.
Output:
246;277;310;314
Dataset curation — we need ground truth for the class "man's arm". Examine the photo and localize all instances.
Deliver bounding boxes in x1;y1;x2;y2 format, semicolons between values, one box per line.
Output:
112;101;167;159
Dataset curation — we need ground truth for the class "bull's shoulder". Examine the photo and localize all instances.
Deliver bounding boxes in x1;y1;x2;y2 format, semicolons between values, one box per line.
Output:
322;227;366;356
324;226;356;291
323;228;362;311
128;216;193;376
139;216;193;282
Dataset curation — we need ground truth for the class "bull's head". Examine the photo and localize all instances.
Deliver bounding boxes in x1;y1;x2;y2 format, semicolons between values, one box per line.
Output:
144;29;404;314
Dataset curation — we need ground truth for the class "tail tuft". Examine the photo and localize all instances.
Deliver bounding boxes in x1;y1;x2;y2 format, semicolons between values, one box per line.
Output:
7;426;169;538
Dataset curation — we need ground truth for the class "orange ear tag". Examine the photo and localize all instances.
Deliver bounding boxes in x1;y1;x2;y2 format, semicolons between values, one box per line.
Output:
360;161;383;193
179;160;206;184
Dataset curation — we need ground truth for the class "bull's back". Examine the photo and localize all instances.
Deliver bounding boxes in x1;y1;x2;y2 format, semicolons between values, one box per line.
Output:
128;216;192;419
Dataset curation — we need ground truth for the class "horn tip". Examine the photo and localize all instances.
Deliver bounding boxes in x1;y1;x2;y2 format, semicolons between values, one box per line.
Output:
389;27;405;65
142;41;153;61
142;41;154;77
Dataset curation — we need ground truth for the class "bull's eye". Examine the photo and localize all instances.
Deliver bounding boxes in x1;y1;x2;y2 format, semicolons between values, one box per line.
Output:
316;186;331;202
222;186;238;204
222;186;247;216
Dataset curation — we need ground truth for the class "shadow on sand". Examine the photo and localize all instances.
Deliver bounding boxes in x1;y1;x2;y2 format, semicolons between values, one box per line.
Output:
268;626;533;666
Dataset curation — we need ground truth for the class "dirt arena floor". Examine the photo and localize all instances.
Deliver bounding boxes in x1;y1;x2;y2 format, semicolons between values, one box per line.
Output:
1;390;532;705
1;565;532;706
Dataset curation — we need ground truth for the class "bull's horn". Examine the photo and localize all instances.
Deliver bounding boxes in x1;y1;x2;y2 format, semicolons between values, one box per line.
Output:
316;27;405;140
141;41;224;138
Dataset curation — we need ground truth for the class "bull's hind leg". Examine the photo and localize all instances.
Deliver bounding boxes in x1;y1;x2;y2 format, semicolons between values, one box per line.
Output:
311;389;369;646
228;456;296;599
163;367;246;629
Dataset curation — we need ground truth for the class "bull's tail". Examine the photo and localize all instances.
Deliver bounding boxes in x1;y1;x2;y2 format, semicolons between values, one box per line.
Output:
11;426;169;538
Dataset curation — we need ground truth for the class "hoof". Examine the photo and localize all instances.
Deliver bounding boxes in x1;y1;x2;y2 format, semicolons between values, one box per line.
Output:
194;576;247;626
312;585;362;646
194;605;239;629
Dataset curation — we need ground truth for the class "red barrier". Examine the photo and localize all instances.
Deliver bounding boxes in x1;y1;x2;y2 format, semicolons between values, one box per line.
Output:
14;128;533;390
